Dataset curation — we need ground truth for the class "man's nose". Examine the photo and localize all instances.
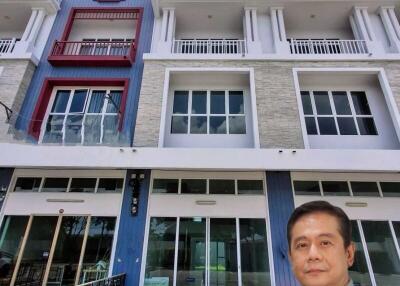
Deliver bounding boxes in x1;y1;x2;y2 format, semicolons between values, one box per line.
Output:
308;243;323;261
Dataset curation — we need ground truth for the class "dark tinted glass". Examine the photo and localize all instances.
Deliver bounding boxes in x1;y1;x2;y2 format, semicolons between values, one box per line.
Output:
171;116;188;134
190;116;207;134
210;91;225;114
51;90;70;113
317;117;337;135
305;117;318;135
191;91;207;114
314;91;332;115
380;182;400;197
97;178;123;193
321;181;350;196
332;91;351;115
173;91;189;114
229;91;244;114
301;91;313;115
210;116;226;134
14;177;41;192
209;180;235;194
293;181;320;195
357;118;377;135
351;92;371;115
69;89;88;113
181;179;206;194
351;182;380;197
229;116;246;134
70;178;96;193
337;117;357;135
237;180;264;195
42;178;69;192
153;179;179;194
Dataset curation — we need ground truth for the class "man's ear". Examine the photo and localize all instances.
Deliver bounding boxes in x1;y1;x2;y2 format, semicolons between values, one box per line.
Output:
346;242;356;267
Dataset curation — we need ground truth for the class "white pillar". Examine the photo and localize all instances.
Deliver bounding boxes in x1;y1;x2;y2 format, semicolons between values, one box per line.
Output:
27;8;46;44
270;7;290;55
158;8;175;54
21;9;38;41
378;6;400;52
244;7;262;54
352;7;380;55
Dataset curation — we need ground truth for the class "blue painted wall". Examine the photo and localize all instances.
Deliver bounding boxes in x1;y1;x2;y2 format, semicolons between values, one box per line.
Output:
266;171;300;286
0;168;14;210
16;0;154;146
113;169;150;286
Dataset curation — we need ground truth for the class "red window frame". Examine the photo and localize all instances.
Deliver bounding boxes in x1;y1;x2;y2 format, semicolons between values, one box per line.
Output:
48;7;143;67
29;78;130;140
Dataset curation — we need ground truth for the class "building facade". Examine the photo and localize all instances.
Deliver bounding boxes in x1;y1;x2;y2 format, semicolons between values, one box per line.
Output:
0;0;400;286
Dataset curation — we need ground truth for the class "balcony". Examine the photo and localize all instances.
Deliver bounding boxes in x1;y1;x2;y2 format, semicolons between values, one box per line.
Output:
288;39;369;55
172;39;246;55
48;39;135;66
0;38;18;54
48;8;142;67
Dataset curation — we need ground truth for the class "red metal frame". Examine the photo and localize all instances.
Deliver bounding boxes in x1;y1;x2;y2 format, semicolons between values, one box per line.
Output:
48;7;143;67
28;78;130;140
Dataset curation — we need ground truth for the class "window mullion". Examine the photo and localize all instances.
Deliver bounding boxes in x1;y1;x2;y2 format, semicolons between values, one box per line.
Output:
74;216;92;285
173;217;180;286
62;89;75;144
100;90;108;143
309;91;320;135
226;90;229;134
81;89;92;144
389;221;400;264
347;91;361;135
328;91;340;135
357;220;378;286
188;91;192;134
236;218;243;286
207;90;210;134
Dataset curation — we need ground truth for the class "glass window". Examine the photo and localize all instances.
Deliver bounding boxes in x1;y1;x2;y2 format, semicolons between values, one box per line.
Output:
171;116;188;134
352;92;371;115
239;219;271;286
176;218;206;286
0;216;29;285
79;217;116;284
229;91;244;114
106;90;122;113
15;216;59;286
237;180;264;195
87;90;105;113
69;90;88;113
153;179;179;194
321;181;350;196
337;117;357;135
314;91;332;115
97;178;123;193
380;182;400;197
301;91;313;115
42;178;69;192
181;179;206;194
349;221;373;286
191;91;207;114
357;118;377;135
293;181;321;196
332;91;351;115
211;91;225;114
209;180;235;194
351;182;380;197
190;116;207;134
51;90;70;113
209;218;238;286
361;221;400;285
393;222;400;248
317;117;337;135
305;117;318;135
14;178;41;192
70;178;96;193
229;116;246;134
47;216;87;286
173;91;189;114
210;116;226;134
144;217;177;286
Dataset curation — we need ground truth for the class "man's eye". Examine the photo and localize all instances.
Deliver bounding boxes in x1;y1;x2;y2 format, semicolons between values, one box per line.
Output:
296;242;308;249
321;240;332;247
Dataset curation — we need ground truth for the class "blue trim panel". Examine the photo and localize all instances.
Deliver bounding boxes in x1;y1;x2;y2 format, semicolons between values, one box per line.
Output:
112;169;150;285
16;0;154;146
0;168;14;211
266;171;300;286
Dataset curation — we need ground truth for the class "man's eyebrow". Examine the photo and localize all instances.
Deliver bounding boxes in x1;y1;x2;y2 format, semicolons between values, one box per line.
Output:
292;236;308;244
318;233;336;238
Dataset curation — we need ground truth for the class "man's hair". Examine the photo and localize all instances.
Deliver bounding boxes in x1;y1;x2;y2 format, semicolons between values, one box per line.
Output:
287;200;352;251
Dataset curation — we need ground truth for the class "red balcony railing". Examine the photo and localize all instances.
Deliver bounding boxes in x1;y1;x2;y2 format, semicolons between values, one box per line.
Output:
48;40;135;66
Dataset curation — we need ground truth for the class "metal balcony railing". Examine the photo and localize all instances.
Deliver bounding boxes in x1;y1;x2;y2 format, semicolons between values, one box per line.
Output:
78;273;126;286
172;39;247;55
288;39;369;55
50;40;133;57
0;38;18;54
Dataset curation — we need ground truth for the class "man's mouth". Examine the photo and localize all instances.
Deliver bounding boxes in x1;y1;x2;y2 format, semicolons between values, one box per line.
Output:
305;269;326;274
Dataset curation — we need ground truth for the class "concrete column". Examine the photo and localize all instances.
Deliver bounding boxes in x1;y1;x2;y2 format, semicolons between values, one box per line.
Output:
353;7;380;55
21;9;38;41
244;7;262;54
270;7;290;55
159;8;175;54
27;8;46;44
378;6;400;52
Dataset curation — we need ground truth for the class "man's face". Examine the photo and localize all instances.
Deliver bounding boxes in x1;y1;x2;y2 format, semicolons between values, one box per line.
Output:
289;212;355;286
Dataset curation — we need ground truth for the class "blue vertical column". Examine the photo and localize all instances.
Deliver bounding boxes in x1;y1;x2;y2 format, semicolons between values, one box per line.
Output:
266;171;300;286
0;168;14;210
113;169;150;286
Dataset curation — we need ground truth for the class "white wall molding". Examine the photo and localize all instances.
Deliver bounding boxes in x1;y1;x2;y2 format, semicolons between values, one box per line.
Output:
378;6;400;53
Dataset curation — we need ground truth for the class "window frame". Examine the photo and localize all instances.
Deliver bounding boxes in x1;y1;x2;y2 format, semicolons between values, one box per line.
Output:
170;89;247;135
301;90;377;136
39;86;124;144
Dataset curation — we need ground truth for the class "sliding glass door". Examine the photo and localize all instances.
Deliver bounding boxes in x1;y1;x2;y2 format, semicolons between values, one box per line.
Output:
144;217;271;286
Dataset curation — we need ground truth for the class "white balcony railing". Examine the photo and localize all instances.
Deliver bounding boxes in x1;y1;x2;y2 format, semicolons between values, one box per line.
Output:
0;38;18;55
288;39;369;55
172;39;247;55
